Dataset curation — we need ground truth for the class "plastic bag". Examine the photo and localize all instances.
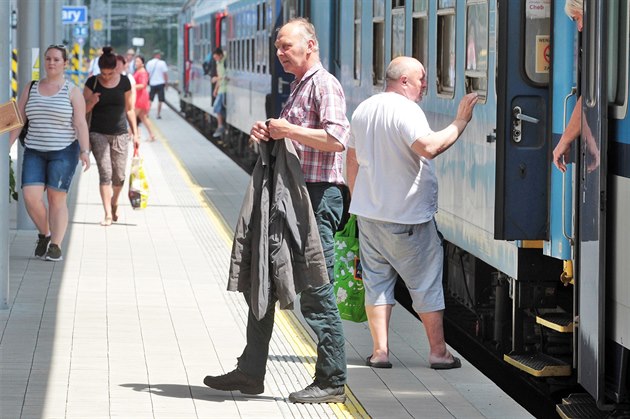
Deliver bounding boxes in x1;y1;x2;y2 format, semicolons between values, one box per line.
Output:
333;215;367;322
128;144;149;210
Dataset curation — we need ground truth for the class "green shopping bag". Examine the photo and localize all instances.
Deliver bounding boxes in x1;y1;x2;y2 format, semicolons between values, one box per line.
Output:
333;215;368;322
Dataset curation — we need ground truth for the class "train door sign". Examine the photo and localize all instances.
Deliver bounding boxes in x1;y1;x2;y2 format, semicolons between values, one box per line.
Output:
495;0;551;240
577;0;608;406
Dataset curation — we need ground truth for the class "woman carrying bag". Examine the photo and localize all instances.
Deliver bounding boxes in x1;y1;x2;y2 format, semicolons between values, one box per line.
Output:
84;46;139;226
8;44;90;261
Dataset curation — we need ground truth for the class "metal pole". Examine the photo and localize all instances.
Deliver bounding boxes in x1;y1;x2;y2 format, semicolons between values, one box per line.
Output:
53;0;63;45
106;0;111;45
1;0;12;309
40;0;54;76
17;0;40;230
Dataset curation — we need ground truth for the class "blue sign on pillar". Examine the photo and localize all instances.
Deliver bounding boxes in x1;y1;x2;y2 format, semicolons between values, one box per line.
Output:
62;6;88;25
73;26;88;37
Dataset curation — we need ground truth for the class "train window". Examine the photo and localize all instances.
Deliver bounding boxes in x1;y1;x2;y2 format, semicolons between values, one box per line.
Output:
285;0;298;21
465;1;488;103
257;4;261;31
412;0;428;69
608;0;629;119
250;38;255;72
354;0;361;81
437;6;456;97
373;0;386;85
238;39;242;71
523;0;550;85
256;33;262;74
392;6;405;59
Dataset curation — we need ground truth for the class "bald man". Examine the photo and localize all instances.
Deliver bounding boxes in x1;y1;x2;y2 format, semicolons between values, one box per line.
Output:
347;56;478;371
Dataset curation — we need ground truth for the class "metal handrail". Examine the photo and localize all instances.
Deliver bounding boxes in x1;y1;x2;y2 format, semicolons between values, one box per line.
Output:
561;86;578;244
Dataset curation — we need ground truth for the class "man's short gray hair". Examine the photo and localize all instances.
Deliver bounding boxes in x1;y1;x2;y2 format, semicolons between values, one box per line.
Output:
284;17;319;52
564;0;583;17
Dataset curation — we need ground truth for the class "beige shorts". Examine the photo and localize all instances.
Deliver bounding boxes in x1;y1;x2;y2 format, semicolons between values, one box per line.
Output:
89;132;130;186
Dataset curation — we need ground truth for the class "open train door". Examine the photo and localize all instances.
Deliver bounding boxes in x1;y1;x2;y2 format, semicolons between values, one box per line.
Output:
495;0;551;240
576;0;608;406
183;23;194;96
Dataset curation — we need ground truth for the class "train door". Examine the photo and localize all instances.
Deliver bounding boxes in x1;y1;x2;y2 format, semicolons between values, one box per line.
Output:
495;0;551;240
576;0;608;405
183;23;194;96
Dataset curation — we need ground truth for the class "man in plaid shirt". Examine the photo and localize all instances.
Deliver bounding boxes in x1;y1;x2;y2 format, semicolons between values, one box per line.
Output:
204;18;349;403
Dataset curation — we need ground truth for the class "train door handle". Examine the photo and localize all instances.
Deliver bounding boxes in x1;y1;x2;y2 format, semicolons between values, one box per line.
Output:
278;78;291;94
511;106;539;143
513;107;540;124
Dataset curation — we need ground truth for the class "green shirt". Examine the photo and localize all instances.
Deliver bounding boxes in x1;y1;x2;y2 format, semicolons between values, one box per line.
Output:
217;58;227;94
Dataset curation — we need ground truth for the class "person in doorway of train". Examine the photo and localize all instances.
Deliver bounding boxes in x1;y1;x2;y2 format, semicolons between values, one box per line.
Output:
204;17;349;404
84;46;140;226
8;44;91;262
211;47;227;138
146;49;169;119
552;0;600;173
346;56;478;370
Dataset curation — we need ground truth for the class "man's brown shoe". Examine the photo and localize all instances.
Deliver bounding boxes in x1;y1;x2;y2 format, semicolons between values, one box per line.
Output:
203;369;264;395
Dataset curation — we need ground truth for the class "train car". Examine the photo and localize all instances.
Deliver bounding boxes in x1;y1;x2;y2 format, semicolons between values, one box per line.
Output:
178;0;304;169
332;1;629;416
179;0;630;416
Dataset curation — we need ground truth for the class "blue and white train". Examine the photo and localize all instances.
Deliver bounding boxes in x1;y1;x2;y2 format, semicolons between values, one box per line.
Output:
178;0;630;416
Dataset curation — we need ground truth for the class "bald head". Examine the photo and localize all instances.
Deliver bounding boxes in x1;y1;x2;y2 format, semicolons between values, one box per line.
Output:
386;57;424;83
385;57;427;102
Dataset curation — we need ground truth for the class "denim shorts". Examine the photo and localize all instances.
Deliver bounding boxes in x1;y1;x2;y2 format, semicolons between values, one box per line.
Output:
22;141;79;192
357;216;445;314
213;92;226;116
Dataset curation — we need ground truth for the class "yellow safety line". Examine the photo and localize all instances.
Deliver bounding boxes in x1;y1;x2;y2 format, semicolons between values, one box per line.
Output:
159;127;368;418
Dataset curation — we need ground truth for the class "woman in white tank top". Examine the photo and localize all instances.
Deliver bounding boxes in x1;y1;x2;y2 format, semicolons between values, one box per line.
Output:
9;45;91;262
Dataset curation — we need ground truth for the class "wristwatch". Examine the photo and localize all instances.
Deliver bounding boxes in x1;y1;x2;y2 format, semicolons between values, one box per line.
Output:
80;149;90;155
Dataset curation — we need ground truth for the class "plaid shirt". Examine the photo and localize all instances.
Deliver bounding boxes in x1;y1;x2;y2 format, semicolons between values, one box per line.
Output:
279;62;350;184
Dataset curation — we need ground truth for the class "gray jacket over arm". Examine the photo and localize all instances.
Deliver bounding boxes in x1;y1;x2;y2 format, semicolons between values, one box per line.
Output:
227;139;329;321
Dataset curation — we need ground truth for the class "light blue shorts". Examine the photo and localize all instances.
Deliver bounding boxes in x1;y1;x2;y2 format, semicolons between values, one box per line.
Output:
357;216;445;314
213;92;226;117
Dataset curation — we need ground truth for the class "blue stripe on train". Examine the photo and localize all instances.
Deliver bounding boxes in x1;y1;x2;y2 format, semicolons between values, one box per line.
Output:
610;141;630;178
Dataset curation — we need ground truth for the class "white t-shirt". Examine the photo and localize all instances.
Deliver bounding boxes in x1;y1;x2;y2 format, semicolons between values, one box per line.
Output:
349;92;437;224
88;57;100;76
145;58;168;86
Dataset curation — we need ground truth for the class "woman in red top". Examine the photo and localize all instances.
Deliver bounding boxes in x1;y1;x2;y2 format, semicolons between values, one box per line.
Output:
133;55;156;141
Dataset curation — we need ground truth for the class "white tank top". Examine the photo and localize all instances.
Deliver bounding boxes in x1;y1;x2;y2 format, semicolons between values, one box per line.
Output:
24;80;77;151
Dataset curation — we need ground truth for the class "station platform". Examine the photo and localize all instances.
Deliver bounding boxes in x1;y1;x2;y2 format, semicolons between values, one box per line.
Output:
0;94;534;419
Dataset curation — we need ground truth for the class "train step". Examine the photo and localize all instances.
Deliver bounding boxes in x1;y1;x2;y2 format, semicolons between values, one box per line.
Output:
556;393;607;419
536;313;575;333
503;353;571;377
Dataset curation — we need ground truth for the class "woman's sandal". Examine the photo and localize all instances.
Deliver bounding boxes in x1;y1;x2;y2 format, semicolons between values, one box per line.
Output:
100;217;113;227
112;205;118;222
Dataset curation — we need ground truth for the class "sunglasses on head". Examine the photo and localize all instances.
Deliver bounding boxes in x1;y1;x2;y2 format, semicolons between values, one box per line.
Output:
47;44;66;50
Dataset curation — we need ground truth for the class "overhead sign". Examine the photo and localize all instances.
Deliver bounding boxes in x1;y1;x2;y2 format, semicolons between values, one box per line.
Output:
93;19;103;31
62;6;87;24
132;37;145;47
74;26;88;37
